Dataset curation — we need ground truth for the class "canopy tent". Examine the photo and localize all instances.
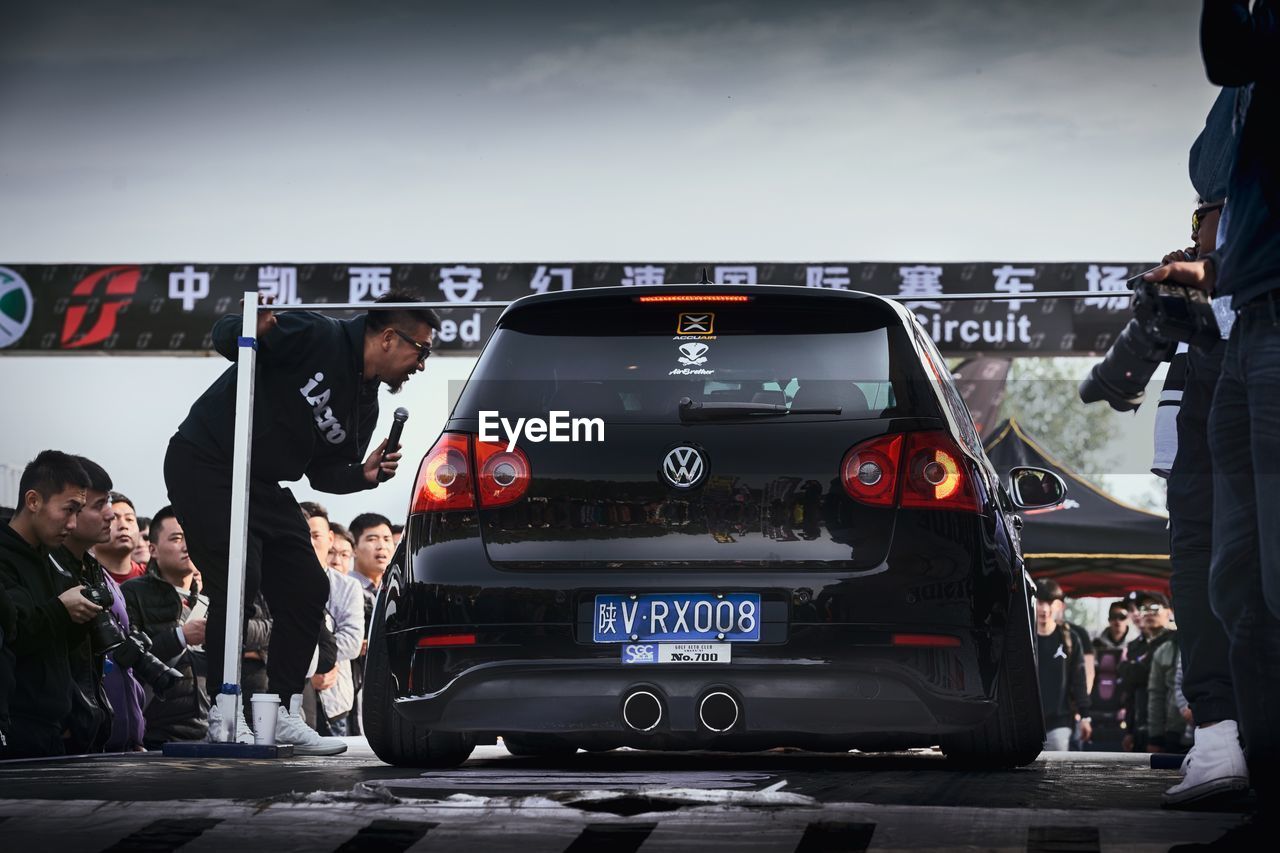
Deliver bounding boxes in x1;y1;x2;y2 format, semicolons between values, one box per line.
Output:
983;419;1170;598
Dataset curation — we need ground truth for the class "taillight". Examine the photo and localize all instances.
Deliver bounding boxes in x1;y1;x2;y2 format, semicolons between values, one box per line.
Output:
899;430;980;512
411;432;474;513
892;633;961;648
416;633;477;648
476;440;531;507
841;433;903;506
842;430;979;513
634;294;752;303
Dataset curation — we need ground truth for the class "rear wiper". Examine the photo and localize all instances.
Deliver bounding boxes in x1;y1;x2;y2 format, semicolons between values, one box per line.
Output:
677;397;842;421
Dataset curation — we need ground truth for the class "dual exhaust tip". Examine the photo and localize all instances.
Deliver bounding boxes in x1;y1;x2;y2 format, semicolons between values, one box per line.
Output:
621;689;740;733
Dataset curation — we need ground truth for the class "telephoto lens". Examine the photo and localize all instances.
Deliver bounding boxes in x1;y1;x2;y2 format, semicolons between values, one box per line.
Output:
1078;316;1177;412
113;629;183;695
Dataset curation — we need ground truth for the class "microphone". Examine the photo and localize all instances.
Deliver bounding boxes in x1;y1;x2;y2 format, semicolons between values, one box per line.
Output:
378;407;409;482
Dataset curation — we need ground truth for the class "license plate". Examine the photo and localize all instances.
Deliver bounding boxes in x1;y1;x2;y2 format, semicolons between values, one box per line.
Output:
593;593;760;643
622;643;732;664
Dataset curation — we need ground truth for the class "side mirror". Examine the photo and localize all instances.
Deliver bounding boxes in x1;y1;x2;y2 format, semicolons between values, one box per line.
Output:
1008;467;1067;510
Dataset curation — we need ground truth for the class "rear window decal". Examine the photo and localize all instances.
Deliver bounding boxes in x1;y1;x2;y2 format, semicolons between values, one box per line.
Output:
670;341;715;375
677;312;715;335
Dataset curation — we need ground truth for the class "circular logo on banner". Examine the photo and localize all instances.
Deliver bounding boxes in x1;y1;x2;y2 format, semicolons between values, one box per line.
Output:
0;266;35;349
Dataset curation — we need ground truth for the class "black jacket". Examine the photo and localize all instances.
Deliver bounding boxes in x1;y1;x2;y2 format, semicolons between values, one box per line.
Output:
1200;0;1280;305
176;311;379;493
121;570;209;745
48;547;112;754
0;582;17;751
0;523;76;753
1036;623;1091;730
1122;628;1176;741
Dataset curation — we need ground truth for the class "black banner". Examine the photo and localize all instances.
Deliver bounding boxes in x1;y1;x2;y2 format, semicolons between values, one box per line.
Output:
0;262;1140;357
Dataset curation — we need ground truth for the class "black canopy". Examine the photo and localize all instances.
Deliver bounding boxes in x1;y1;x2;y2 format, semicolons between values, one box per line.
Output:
983;419;1170;597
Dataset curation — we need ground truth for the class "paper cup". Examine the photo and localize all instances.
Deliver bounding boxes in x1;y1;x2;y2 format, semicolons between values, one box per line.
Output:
250;693;281;745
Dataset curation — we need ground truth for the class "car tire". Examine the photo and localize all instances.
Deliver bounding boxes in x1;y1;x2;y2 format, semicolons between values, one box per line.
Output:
942;590;1045;768
502;734;579;758
363;591;475;768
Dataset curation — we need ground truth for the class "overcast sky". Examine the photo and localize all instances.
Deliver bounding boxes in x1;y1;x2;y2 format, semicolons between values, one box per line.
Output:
1;1;1212;518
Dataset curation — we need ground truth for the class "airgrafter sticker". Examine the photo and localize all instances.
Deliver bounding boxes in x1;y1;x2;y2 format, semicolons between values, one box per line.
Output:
669;341;715;375
678;342;708;365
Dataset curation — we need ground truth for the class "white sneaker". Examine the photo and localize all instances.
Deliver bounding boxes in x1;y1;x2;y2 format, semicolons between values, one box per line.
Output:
275;704;347;756
206;698;255;745
1163;720;1250;808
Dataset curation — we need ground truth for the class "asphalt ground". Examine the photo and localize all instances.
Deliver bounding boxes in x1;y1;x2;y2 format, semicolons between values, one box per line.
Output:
0;741;1252;851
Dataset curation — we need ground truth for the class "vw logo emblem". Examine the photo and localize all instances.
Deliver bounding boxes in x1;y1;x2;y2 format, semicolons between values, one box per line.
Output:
661;445;706;489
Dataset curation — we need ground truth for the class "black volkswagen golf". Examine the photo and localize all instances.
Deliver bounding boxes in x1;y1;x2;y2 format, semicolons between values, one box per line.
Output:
363;284;1065;768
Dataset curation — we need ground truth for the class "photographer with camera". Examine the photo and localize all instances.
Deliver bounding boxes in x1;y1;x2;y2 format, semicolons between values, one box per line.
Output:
121;506;210;749
48;465;161;755
0;451;97;759
1141;3;1280;839
1081;78;1251;806
45;457;120;754
1160;103;1250;807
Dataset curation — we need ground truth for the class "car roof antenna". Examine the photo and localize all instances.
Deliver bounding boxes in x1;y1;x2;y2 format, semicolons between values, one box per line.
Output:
697;266;712;285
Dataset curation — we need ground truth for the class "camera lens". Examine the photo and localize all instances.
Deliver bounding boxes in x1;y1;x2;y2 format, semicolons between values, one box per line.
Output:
113;632;184;695
1078;317;1176;412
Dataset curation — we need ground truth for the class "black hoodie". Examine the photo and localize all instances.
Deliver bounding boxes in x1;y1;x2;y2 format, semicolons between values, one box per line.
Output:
0;582;17;750
176;311;380;494
0;523;76;754
121;568;209;746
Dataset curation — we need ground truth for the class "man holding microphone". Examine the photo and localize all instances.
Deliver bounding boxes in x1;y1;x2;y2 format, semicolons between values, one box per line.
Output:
164;290;439;754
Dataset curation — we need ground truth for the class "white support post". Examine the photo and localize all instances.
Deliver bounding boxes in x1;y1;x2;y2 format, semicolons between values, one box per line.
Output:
214;291;258;741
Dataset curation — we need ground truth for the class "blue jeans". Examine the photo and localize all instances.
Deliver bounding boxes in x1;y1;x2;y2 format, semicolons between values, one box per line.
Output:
1043;727;1072;752
1168;340;1237;725
1208;299;1280;795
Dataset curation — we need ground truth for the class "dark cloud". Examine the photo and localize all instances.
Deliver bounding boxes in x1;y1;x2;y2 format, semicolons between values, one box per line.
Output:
0;0;1214;265
2;1;1194;67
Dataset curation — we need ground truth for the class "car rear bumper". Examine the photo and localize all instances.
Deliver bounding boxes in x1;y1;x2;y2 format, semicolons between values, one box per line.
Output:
393;657;996;743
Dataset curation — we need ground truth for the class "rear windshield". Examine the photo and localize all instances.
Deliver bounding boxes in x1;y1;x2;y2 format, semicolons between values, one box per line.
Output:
453;300;931;423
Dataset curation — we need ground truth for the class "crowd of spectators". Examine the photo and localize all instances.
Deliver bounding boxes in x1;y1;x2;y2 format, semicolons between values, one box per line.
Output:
1035;584;1190;757
0;451;391;759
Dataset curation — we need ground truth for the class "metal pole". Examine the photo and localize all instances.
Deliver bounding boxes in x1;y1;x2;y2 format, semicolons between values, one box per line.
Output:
905;290;1133;303
260;291;1135;312
268;301;513;311
215;291;258;741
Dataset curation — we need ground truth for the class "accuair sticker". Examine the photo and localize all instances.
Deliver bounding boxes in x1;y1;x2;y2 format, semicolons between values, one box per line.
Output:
677;312;714;335
674;312;717;341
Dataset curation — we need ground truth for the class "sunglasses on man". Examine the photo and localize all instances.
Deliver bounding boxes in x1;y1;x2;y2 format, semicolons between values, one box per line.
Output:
394;329;432;365
1192;202;1224;234
1139;603;1165;614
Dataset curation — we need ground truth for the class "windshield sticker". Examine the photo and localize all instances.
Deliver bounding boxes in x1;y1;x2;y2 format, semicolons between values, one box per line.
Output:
678;342;709;365
670;342;715;375
674;312;717;341
677;312;714;335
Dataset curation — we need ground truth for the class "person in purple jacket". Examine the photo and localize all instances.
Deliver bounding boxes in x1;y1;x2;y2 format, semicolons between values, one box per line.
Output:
100;570;146;752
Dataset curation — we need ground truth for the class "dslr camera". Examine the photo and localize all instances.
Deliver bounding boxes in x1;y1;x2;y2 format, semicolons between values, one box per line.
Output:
79;568;183;695
1078;269;1221;412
